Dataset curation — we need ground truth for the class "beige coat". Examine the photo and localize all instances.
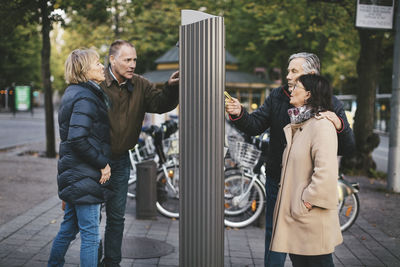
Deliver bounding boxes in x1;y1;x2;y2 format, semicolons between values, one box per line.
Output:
270;117;343;255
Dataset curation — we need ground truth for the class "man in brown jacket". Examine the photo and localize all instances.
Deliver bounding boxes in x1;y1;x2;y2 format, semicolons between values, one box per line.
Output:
99;40;179;267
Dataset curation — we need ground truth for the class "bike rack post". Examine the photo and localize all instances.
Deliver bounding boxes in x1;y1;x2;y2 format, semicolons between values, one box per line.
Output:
179;10;225;267
135;160;157;220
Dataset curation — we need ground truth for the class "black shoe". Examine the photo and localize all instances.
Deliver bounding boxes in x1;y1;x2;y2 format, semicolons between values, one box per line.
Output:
100;259;120;267
98;239;103;266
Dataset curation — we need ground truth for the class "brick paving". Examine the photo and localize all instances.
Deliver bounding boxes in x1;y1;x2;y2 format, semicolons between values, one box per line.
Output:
0;190;399;266
0;123;399;266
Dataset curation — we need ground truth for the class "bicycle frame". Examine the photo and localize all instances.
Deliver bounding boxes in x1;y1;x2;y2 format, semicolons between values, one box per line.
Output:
338;175;359;202
161;157;179;195
236;167;266;199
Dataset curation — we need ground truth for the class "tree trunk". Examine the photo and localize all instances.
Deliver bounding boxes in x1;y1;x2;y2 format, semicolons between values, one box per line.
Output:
316;36;328;66
40;0;56;158
352;29;383;173
113;0;120;38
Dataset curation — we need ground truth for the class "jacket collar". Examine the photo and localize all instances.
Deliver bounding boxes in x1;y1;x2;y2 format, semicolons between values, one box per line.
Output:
80;81;111;109
282;84;290;98
284;118;312;145
105;65;134;92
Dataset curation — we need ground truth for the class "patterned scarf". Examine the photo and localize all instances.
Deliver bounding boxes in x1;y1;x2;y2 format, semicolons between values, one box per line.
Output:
288;105;315;124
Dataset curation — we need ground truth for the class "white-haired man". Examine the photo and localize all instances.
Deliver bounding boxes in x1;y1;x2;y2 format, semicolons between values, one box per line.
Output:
225;52;355;267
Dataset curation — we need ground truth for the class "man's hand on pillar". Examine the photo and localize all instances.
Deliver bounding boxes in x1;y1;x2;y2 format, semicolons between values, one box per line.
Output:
168;71;179;86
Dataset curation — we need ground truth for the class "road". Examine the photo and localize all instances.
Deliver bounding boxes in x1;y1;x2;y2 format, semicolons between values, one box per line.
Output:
0;108;59;150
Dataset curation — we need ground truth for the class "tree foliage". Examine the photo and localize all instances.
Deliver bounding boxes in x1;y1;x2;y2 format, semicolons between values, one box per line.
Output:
222;0;361;92
0;0;395;171
0;0;111;158
0;24;41;89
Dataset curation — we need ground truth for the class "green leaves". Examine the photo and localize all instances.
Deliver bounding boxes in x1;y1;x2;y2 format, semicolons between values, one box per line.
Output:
0;0;393;95
0;24;41;88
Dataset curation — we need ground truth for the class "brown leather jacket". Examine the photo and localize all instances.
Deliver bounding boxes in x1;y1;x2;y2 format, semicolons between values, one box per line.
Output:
100;67;178;158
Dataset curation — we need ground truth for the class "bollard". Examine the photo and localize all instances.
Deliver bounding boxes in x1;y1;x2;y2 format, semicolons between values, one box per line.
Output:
135;160;157;220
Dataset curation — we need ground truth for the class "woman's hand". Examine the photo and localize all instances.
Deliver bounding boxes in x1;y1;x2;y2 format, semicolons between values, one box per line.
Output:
225;97;242;116
303;201;313;210
100;164;111;184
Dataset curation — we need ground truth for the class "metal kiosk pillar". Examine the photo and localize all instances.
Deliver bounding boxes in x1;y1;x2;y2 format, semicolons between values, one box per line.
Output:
179;10;225;267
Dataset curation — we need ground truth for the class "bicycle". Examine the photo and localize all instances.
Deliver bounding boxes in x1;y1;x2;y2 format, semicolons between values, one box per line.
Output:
155;136;180;218
337;174;360;232
127;128;156;198
224;135;360;230
224;140;266;228
127;120;180;218
129;121;360;231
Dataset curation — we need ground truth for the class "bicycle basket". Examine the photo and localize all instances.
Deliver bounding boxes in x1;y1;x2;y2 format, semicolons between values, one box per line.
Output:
227;135;243;160
234;141;261;169
163;137;179;156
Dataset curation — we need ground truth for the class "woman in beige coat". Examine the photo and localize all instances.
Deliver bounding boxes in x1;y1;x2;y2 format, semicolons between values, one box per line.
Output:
270;74;342;267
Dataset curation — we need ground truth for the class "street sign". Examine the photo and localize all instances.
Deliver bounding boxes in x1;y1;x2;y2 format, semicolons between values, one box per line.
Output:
14;86;31;111
356;0;394;29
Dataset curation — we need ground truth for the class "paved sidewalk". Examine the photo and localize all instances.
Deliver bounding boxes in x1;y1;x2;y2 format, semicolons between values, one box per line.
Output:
0;189;399;267
0;142;399;266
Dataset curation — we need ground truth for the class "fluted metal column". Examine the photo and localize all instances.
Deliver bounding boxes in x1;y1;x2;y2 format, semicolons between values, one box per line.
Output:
179;10;225;267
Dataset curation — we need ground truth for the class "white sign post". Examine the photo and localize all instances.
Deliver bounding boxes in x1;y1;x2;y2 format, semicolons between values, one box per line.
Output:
356;0;394;29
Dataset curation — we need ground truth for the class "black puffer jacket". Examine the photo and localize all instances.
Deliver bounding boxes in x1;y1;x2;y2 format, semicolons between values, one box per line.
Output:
57;81;114;204
230;85;355;183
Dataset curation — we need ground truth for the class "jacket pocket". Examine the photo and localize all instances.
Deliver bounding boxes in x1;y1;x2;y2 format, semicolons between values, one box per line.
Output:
290;196;309;219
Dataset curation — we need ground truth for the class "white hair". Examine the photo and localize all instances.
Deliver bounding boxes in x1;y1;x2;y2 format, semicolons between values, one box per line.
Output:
289;52;320;74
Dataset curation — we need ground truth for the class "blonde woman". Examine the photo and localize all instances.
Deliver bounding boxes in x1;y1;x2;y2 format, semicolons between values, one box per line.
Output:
48;49;114;267
270;74;342;267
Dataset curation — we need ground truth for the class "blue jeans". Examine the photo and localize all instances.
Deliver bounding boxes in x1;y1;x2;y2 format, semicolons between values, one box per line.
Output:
264;178;286;267
289;253;334;267
48;203;101;267
103;153;130;266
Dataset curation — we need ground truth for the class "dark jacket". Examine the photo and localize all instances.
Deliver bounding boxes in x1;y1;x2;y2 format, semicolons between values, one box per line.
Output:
100;67;179;158
230;85;355;183
57;81;114;204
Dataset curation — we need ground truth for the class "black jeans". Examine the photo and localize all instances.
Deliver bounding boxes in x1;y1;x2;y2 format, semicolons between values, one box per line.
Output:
289;253;334;267
264;178;286;267
103;153;131;266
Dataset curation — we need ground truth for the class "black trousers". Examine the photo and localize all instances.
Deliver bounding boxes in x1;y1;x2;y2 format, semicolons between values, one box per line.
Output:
289;253;334;267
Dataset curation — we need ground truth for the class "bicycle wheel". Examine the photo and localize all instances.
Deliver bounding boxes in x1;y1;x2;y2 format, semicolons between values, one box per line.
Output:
338;192;360;232
156;165;180;218
224;173;265;228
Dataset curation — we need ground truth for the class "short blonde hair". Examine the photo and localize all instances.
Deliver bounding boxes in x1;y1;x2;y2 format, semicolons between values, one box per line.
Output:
65;49;99;84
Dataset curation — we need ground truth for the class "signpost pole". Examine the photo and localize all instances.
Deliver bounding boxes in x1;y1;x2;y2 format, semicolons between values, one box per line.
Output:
388;0;400;192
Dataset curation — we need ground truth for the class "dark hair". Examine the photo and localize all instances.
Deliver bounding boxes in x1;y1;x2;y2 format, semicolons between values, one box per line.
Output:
108;40;135;57
299;74;332;112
